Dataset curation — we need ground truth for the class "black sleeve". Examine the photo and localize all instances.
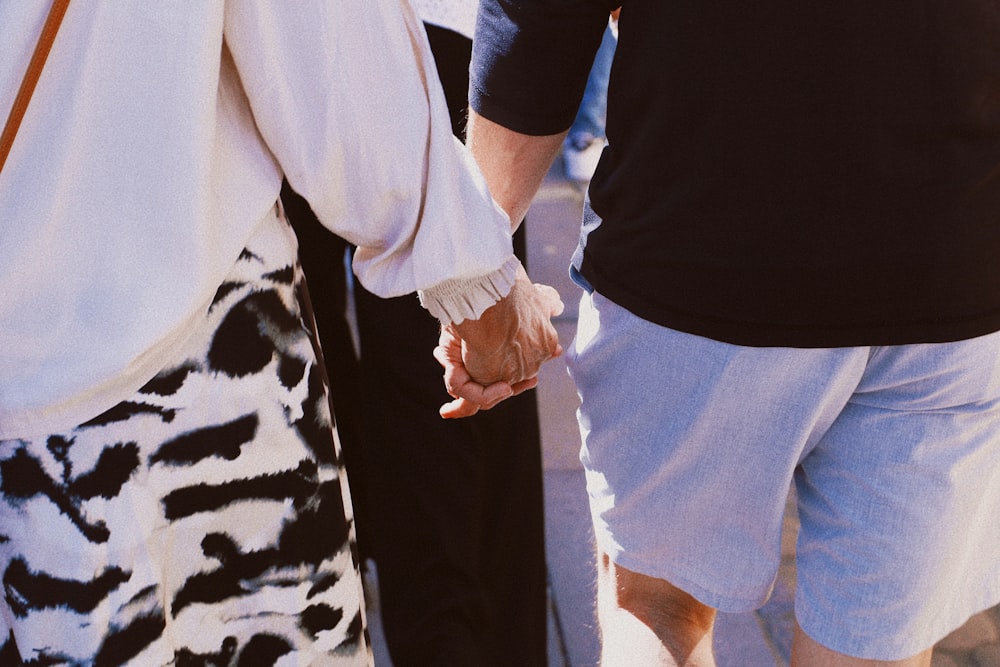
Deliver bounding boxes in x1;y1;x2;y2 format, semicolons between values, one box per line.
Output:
470;0;616;136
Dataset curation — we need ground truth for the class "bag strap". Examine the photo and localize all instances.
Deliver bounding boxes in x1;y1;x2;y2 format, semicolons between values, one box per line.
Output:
0;0;71;175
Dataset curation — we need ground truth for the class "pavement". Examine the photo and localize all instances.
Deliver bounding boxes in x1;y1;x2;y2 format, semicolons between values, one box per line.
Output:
363;162;1000;666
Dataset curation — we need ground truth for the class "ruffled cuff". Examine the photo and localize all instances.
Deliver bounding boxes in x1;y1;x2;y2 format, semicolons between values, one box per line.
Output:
417;255;520;325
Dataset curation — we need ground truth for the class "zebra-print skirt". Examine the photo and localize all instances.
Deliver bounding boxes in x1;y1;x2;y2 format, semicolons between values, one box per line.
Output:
0;210;369;665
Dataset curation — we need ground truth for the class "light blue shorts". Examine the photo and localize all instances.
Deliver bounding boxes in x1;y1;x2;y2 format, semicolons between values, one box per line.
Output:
566;290;1000;660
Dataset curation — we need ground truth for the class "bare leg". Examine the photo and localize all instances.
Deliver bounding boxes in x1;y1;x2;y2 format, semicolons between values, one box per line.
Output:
597;552;717;666
792;622;932;667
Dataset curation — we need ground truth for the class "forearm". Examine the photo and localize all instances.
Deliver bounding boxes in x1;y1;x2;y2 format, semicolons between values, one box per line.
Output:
466;110;566;231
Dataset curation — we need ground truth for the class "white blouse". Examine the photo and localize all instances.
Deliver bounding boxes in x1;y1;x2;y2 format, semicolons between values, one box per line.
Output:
0;0;514;438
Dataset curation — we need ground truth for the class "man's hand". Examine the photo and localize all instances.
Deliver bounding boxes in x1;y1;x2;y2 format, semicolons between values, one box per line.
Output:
434;264;564;418
440;110;567;418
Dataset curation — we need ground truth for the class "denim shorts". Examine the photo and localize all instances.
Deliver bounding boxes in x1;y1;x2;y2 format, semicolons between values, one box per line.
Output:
566;290;1000;660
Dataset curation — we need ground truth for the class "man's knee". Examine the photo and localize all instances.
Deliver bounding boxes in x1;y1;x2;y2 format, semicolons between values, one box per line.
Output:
598;553;716;644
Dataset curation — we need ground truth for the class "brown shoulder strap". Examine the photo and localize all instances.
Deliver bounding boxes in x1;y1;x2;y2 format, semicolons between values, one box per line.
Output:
0;0;71;175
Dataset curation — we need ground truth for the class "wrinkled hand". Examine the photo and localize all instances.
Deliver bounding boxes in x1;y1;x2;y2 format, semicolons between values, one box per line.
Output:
434;265;564;418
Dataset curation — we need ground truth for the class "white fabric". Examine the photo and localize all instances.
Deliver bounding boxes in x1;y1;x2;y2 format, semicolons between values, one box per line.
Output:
0;0;514;439
408;0;478;39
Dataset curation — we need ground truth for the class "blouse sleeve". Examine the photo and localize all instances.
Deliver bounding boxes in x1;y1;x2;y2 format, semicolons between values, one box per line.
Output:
223;0;516;322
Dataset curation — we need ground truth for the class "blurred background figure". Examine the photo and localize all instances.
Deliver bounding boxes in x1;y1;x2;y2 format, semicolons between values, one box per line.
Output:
282;1;549;664
562;15;618;183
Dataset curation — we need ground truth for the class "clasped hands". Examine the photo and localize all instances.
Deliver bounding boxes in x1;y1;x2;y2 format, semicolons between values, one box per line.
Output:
434;264;564;418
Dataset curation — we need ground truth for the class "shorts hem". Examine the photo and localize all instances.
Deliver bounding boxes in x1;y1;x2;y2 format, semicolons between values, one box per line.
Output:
608;550;773;615
796;590;1000;661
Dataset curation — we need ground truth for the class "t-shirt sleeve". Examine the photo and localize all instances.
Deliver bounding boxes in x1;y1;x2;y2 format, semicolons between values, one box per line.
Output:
470;0;616;136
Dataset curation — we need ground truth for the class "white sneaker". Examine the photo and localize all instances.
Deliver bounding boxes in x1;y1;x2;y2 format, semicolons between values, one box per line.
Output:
563;133;605;182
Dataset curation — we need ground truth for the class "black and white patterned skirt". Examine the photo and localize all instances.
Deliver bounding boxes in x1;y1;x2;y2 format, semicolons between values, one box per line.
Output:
0;209;369;665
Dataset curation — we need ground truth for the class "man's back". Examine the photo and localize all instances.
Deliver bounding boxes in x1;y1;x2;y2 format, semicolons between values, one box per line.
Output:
473;0;1000;347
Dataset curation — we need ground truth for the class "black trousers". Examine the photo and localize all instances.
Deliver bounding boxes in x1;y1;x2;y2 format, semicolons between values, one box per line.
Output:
285;22;548;667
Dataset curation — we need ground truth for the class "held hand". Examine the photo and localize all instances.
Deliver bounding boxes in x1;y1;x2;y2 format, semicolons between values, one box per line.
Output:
435;265;564;418
434;327;540;418
455;265;564;385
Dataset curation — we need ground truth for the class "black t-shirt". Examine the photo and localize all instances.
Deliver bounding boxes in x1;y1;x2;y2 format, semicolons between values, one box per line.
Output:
472;1;1000;347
